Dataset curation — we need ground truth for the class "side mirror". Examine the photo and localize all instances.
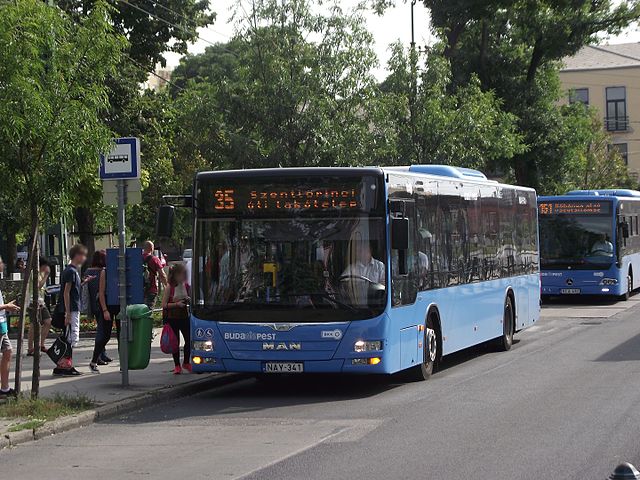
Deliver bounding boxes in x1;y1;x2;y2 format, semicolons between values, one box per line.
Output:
156;205;175;238
391;217;409;251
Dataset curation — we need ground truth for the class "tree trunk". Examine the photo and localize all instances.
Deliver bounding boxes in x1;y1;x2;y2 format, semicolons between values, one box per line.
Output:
5;230;17;276
31;233;41;398
74;206;96;257
13;207;38;394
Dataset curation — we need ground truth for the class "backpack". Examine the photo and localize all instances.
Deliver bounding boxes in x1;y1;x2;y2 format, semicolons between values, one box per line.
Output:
142;255;153;292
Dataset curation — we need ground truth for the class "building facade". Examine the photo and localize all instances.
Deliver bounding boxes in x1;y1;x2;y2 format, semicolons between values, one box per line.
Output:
560;43;640;179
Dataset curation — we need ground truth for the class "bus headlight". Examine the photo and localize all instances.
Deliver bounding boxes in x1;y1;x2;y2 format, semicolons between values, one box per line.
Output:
600;278;618;286
354;340;382;352
192;340;214;352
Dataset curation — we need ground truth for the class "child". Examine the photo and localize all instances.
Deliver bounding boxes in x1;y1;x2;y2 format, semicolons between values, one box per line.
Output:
27;257;52;355
53;244;92;376
0;255;20;396
161;263;191;374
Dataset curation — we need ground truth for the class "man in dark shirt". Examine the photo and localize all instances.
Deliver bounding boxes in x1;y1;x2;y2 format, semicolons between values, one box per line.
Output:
143;240;167;309
54;244;91;376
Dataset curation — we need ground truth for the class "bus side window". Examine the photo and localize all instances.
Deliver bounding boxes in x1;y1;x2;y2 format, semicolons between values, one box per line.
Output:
415;180;439;290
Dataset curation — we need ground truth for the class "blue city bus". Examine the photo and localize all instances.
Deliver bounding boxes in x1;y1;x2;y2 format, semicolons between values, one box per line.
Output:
161;165;540;380
538;190;640;299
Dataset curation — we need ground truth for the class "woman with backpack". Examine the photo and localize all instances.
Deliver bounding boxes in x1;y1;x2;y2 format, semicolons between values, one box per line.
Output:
87;250;119;374
161;263;191;374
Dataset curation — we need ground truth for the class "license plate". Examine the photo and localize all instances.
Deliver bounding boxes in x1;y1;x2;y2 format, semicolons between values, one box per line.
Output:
561;288;581;294
264;362;304;373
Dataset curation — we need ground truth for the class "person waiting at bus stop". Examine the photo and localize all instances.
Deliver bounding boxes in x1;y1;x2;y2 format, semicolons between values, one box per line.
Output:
162;263;191;374
142;240;167;309
27;257;51;356
87;250;120;374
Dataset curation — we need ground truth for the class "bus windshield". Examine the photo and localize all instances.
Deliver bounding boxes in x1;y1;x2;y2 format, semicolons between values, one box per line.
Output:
193;216;387;322
539;214;614;269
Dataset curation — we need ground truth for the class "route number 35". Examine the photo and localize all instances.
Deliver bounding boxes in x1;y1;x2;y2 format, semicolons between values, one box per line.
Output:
214;189;235;210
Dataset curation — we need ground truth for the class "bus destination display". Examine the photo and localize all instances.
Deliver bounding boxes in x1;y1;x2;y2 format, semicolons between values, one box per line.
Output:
211;182;364;214
538;200;611;216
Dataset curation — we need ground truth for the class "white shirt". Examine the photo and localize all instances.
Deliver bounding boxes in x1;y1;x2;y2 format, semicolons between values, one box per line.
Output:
342;258;386;285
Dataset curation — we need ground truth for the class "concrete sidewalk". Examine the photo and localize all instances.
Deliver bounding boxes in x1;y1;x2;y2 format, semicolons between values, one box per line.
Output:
1;328;242;448
8;328;210;403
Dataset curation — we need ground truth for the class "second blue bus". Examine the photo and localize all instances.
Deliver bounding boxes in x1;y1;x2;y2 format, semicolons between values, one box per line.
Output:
538;189;640;299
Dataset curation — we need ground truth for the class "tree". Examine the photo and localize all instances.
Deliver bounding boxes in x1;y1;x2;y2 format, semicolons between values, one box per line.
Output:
421;0;640;190
173;0;384;170
0;0;126;396
558;106;635;193
379;42;523;168
57;0;214;254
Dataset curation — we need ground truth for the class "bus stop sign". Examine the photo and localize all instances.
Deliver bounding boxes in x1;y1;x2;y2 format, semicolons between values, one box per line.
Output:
100;137;140;180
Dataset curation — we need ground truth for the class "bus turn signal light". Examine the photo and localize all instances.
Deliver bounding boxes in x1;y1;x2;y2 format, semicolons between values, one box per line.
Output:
192;356;202;365
368;357;381;365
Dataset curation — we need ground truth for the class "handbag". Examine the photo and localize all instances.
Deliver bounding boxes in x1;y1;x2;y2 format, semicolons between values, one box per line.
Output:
160;323;179;354
51;311;65;330
47;327;72;365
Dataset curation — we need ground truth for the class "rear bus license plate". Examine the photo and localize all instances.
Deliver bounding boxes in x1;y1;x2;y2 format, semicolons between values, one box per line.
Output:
264;362;304;373
560;288;581;294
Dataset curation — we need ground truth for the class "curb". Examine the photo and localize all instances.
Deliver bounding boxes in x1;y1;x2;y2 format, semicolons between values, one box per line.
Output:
1;372;245;450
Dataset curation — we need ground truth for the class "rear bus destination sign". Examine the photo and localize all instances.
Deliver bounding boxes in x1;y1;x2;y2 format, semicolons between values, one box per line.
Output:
538;200;611;216
213;186;362;213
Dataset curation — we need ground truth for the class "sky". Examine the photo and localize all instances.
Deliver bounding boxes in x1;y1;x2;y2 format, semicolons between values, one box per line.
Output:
164;0;432;80
164;0;639;81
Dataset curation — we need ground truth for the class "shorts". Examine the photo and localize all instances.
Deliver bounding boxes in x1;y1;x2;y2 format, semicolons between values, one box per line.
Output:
1;333;12;353
28;304;51;323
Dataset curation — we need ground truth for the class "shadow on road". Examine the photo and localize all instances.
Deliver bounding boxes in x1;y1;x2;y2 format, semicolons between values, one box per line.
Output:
100;337;513;426
595;331;640;362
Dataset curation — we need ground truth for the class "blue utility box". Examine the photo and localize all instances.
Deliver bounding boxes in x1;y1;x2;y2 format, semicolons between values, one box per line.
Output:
106;248;144;306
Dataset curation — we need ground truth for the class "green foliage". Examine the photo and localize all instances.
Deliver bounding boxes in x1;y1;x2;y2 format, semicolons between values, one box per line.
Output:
379;43;523;168
59;0;214;70
172;0;383;170
0;392;94;431
0;0;126;223
423;0;640;190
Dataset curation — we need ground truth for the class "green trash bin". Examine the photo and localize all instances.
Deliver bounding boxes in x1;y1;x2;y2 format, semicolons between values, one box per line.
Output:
119;304;153;370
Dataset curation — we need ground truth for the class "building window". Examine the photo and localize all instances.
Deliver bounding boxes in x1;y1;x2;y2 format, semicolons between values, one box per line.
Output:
605;87;628;131
609;143;629;165
569;88;589;105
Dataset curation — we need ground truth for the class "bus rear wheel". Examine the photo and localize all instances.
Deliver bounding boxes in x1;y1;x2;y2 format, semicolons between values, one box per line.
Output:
406;313;439;382
496;296;514;352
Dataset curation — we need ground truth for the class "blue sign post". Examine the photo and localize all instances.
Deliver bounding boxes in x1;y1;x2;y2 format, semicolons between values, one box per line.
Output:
100;138;141;387
106;248;144;306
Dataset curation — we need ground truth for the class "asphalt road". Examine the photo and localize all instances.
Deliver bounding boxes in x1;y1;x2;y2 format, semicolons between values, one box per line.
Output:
5;297;640;480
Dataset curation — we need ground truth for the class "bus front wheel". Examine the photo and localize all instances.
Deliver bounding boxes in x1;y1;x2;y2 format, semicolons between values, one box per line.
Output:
406;313;440;381
496;296;514;352
620;274;632;301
